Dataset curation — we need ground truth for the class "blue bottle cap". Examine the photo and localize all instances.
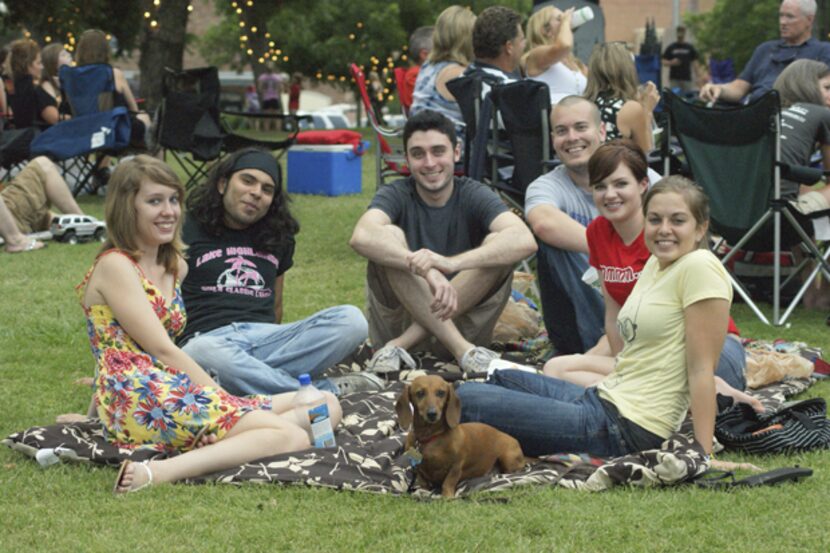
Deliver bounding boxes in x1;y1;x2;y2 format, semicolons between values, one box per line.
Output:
298;373;312;386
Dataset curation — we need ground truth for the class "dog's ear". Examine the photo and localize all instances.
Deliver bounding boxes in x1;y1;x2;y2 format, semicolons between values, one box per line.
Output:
395;385;413;430
444;383;461;428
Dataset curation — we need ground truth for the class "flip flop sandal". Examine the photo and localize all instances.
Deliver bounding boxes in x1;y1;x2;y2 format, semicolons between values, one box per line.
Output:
187;426;212;450
113;460;154;494
6;238;46;253
695;466;812;490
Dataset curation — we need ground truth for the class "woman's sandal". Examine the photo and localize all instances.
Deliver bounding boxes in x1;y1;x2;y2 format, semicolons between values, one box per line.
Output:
113;460;154;494
5;238;46;253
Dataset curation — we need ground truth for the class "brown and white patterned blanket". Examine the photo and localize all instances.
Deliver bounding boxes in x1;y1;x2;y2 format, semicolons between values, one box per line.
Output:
2;343;815;498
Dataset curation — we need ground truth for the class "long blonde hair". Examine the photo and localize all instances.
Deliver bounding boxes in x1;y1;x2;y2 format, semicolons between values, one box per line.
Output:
102;156;186;274
584;42;639;102
525;6;582;72
428;5;476;66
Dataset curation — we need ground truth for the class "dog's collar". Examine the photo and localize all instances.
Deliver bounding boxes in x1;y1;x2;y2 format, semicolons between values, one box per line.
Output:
415;431;443;448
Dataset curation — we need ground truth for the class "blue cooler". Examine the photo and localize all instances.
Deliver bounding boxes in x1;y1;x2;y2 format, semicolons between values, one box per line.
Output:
287;141;368;196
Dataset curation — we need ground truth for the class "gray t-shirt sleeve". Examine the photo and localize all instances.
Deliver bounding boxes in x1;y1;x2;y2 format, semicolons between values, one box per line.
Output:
524;167;568;216
367;180;406;222
462;179;509;230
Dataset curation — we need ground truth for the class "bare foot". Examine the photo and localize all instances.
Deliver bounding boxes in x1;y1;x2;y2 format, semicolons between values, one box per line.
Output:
56;413;89;424
73;377;95;386
195;432;217;448
113;461;154;494
711;459;763;472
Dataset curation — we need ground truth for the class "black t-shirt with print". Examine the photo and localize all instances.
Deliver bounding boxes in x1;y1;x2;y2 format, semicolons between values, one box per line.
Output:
177;216;294;345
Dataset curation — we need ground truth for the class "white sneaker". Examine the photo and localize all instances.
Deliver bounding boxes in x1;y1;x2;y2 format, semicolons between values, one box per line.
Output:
367;345;416;374
460;346;500;373
329;373;386;396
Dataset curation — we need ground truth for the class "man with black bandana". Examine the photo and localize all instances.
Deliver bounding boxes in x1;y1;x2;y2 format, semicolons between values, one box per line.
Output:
178;148;381;396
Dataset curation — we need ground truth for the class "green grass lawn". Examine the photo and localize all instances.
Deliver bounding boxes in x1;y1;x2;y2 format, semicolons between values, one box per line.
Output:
1;140;829;552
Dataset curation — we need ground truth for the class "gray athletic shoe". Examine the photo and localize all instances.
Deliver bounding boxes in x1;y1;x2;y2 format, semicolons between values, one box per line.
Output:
367;345;416;374
329;372;386;396
460;346;500;373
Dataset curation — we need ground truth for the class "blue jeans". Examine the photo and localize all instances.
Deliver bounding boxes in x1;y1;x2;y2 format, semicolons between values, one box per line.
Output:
716;334;747;391
181;305;368;396
536;241;604;354
458;370;662;457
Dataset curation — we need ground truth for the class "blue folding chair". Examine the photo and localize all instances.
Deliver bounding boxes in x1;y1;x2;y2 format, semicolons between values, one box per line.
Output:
30;63;131;195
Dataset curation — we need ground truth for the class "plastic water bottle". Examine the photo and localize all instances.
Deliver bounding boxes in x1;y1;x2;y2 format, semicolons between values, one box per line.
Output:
570;6;594;30
292;373;336;448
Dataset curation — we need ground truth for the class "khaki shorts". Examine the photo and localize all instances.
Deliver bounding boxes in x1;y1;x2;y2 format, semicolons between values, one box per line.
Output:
365;261;512;359
1;160;50;233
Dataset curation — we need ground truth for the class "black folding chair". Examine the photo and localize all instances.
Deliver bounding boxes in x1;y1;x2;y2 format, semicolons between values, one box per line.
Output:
663;89;830;325
157;67;302;189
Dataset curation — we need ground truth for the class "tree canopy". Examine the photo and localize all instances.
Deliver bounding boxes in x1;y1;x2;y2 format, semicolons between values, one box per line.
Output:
1;0;144;55
685;0;780;71
198;0;531;92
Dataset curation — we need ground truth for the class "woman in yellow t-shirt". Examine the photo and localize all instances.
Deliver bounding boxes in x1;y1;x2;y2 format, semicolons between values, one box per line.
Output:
458;176;729;459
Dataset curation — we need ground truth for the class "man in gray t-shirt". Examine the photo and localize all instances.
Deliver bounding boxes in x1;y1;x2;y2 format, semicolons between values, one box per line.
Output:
351;110;536;373
526;96;659;354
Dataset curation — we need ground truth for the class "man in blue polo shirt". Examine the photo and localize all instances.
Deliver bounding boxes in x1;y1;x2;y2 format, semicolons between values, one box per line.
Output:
699;0;830;104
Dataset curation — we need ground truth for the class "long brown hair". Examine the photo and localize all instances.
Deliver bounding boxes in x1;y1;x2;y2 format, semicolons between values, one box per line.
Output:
9;38;40;81
75;29;110;66
584;42;639;102
102;156;186;274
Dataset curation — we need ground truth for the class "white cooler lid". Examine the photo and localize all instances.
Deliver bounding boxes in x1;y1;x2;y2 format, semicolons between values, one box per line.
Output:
289;144;356;152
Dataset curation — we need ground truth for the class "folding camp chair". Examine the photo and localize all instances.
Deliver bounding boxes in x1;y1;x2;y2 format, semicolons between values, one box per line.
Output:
445;73;514;185
446;74;483;177
393;66;412;117
157;66;299;189
349;63;409;188
29;63;131;195
489;80;555;210
662;89;830;326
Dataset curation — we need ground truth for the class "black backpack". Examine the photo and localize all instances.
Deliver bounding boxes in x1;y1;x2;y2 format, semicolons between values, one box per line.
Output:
715;398;830;455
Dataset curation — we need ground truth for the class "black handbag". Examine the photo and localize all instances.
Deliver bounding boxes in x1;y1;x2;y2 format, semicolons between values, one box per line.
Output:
715;398;830;454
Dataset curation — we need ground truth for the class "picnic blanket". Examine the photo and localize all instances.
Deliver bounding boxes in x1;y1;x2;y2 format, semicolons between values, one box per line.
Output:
2;342;816;498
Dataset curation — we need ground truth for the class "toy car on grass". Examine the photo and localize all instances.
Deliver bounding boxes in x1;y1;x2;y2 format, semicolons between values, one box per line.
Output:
50;214;107;244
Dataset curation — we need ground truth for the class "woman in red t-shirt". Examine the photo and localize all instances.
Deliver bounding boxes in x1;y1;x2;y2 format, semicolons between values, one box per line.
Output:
544;140;759;410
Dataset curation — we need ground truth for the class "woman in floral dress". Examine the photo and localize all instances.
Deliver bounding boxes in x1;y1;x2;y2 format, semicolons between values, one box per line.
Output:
77;155;342;493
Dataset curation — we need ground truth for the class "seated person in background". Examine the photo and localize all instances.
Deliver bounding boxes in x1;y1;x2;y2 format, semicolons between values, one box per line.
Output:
584;42;660;152
77;155;341;493
543;140;760;411
411;5;476;138
8;38;59;127
522;6;588;105
773;58;830;310
773;59;830;213
459;177;731;459
400;25;434;112
39;42;72;113
0;195;45;253
700;0;830;104
74;29;152;148
350;110;536;373
525;96;660;354
178;148;374;397
1;156;85;237
463;5;525;96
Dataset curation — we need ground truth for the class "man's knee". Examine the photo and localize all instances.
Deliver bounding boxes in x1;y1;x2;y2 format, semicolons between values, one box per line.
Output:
326;304;369;346
181;334;230;372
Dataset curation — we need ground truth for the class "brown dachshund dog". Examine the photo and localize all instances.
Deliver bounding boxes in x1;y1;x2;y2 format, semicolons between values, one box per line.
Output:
395;375;525;497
